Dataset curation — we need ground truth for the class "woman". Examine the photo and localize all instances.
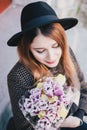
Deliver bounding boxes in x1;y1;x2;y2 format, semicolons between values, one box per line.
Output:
7;1;87;130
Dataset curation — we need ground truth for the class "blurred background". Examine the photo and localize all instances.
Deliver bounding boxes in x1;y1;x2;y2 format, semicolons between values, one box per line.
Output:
0;0;87;130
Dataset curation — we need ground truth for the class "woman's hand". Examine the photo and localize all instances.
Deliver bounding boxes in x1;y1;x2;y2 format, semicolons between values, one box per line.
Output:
60;116;81;128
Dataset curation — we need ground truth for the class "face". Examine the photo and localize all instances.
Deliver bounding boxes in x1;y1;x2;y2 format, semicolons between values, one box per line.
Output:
30;33;62;68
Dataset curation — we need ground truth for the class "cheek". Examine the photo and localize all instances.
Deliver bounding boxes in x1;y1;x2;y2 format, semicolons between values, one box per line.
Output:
59;49;62;57
56;48;62;57
31;52;45;62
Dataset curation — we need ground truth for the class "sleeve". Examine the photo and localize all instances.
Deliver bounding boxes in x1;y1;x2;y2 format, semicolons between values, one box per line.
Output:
73;109;85;120
7;64;34;130
69;48;87;117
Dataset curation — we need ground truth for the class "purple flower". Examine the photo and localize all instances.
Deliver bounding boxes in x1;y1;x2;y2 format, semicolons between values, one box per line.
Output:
19;74;73;130
54;89;63;96
35;117;51;130
43;81;54;97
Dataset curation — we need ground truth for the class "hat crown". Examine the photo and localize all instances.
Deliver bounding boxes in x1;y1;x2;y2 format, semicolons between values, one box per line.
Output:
7;1;78;46
21;1;57;29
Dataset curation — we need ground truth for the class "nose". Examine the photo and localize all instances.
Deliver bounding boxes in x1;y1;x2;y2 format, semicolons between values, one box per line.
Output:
46;49;55;60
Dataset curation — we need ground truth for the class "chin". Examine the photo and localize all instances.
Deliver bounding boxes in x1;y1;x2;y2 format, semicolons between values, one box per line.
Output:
46;63;58;68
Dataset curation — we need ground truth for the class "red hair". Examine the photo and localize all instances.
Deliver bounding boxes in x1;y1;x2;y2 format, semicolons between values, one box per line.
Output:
17;23;80;88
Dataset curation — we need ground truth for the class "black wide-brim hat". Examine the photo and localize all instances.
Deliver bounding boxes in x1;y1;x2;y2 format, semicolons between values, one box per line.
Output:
7;1;78;46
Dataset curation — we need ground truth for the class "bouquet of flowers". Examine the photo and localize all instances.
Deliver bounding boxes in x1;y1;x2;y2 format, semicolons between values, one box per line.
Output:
19;74;74;130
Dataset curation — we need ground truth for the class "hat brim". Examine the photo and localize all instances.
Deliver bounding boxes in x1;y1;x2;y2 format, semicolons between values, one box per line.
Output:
7;16;78;46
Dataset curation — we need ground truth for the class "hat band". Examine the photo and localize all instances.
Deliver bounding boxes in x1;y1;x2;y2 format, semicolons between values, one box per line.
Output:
22;15;58;30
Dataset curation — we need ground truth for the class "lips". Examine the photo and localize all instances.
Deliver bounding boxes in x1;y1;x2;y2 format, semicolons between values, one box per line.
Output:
46;61;55;64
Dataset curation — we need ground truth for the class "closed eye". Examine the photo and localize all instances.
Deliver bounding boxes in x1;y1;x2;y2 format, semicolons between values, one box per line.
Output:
36;49;45;53
52;43;59;48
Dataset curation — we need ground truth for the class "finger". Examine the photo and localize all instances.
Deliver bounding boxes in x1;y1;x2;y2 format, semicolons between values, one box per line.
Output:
60;116;81;128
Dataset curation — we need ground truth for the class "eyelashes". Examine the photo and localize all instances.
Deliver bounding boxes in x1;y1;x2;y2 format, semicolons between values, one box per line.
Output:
35;43;59;54
36;50;45;53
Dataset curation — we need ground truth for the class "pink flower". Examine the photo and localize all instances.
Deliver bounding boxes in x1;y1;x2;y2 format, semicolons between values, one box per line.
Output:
38;99;49;111
46;109;57;123
43;81;54;97
35;117;51;130
19;74;73;130
30;88;42;101
54;89;63;96
53;83;63;96
23;98;33;113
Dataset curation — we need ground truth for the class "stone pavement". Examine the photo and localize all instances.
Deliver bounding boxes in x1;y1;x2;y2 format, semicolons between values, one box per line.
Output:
0;2;87;130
